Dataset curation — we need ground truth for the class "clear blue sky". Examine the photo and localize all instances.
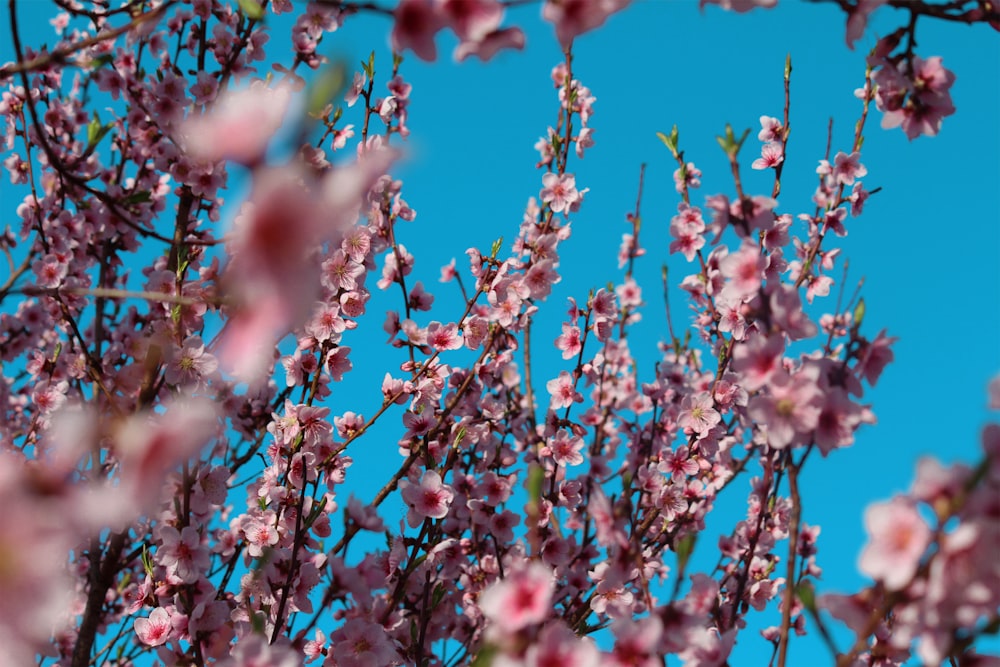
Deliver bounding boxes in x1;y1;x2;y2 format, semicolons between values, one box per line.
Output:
3;0;998;663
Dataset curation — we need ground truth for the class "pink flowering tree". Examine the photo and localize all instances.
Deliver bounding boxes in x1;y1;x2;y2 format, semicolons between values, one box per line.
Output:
0;1;997;666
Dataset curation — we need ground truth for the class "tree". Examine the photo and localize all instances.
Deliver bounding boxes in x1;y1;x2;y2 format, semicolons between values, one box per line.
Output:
0;0;997;665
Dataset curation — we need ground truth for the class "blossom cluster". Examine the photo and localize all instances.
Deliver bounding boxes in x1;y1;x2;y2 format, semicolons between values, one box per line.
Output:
0;1;996;667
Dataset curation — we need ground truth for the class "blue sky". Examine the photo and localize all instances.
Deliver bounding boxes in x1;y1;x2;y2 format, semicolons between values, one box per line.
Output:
3;0;999;663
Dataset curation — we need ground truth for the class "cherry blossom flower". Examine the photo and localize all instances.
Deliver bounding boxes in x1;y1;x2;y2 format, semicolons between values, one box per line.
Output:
719;242;765;299
400;470;455;526
524;621;600;667
673;161;702;192
856;329;897;388
678;392;721;436
547;370;583;410
876;55;956;139
701;0;776;11
748;367;824;449
328;618;400;666
115;398;218;517
479;561;555;634
157;525;210;584
545;428;585;466
543;0;631;48
165;336;218;386
179;81;292;166
392;0;446;61
218;635;301;667
845;0;887;48
608;615;663;667
134;607;173;647
858;496;931;590
540;172;580;214
833;150;868;185
814;387;867;455
769;283;818;340
731;333;784;392
757;115;783;142
752;141;784;170
426;321;463;350
555;323;582;359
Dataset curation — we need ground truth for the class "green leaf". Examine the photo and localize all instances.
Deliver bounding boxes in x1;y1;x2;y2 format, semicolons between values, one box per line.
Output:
674;532;696;571
87;53;115;69
307;61;348;116
526;462;544;506
470;645;498;667
122;191;152;205
490;237;504;259
141;545;155;579
362;51;376;79
796;580;817;613
853;297;866;327
656;125;680;157
452;425;467;450
87;113;101;145
716;123;750;159
237;0;264;20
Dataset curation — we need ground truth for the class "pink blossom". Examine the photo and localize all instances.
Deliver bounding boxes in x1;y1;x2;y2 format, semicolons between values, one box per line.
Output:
525;621;600;667
478;562;554;634
658;446;700;482
165;336;217;386
673;161;702;192
115;399;218;517
719;242;765;299
545;428;585;466
547;370;583;410
731;333;784;392
858;497;931;590
400;470;455;526
769;283;818;340
856;329;897;388
134;607;173;647
678;392;721;436
845;0;886;48
219;635;301;667
877;56;956;140
748;367;823;449
391;0;446;62
540;172;580;214
701;0;776;11
329;618;400;666
849;181;870;217
833;150;867;185
157;525;210;584
179;81;291;166
609;615;663;667
524;258;561;299
543;0;631;48
321;250;364;293
989;374;1000;410
575;126;596;158
752;141;784;170
555;323;582;359
814;387;866;455
242;511;281;558
455;25;526;61
440;0;503;41
757;115;783;142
